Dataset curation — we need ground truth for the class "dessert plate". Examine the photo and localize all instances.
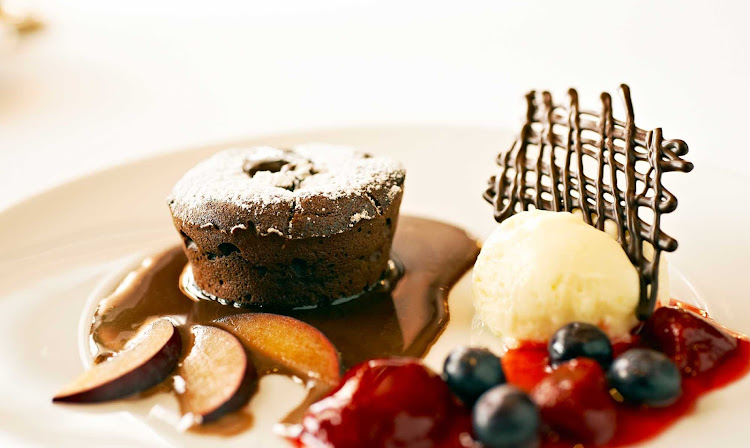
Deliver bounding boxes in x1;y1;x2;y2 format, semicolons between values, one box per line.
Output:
1;125;749;447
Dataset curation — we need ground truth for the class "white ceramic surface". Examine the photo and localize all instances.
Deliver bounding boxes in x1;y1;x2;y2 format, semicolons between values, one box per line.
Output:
1;126;749;447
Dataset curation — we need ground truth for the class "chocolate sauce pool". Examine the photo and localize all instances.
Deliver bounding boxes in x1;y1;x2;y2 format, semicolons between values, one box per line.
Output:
89;216;479;431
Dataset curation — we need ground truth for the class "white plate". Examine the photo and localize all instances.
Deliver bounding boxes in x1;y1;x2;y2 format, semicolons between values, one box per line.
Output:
1;125;749;447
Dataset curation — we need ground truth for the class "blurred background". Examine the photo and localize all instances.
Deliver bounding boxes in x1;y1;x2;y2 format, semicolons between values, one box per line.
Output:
2;0;749;211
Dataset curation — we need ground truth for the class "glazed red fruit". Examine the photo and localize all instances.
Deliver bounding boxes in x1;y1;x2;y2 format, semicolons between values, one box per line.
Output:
642;306;738;376
297;358;473;448
531;358;616;445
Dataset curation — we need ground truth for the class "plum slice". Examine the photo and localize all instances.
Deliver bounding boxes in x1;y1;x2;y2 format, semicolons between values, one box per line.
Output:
214;313;341;386
54;318;181;403
178;325;256;423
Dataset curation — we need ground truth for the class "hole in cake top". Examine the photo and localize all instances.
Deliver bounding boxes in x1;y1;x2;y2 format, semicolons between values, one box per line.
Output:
243;159;293;177
241;152;319;192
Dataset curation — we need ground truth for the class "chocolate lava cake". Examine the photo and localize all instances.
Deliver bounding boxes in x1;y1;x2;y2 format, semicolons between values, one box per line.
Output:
168;144;405;308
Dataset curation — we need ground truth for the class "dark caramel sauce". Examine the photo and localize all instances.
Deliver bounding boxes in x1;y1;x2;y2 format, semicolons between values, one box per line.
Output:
89;216;479;433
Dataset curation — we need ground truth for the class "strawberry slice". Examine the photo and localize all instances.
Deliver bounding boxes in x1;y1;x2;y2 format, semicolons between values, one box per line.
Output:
642;306;738;376
531;358;616;445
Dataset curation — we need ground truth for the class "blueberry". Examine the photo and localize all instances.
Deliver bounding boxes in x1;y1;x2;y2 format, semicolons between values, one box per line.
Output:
472;384;540;448
607;348;682;407
548;322;613;367
443;346;505;405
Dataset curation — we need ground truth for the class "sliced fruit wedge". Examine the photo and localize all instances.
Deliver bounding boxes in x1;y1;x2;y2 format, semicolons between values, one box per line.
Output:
54;318;181;403
214;313;341;386
178;325;256;424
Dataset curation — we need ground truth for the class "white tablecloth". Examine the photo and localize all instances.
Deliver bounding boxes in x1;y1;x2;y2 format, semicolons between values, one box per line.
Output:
2;0;749;211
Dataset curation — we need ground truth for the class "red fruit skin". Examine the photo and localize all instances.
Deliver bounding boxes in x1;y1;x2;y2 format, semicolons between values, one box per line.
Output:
531;358;616;446
297;358;473;448
643;306;738;376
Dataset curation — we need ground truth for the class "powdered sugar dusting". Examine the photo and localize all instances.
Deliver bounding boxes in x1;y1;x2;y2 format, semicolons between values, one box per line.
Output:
386;184;401;201
168;143;405;238
350;210;372;224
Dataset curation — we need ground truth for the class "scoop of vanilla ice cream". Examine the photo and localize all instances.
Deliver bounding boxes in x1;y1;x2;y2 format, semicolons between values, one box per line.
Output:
472;210;668;346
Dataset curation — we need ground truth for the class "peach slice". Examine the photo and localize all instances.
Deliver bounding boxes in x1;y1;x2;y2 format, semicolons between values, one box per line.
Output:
54;318;181;403
214;313;341;387
178;325;256;423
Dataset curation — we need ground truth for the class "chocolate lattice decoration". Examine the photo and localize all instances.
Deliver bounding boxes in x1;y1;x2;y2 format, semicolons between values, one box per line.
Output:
484;84;694;320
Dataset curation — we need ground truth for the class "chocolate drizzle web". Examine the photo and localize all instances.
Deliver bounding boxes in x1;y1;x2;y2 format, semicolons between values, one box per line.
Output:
484;84;694;320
